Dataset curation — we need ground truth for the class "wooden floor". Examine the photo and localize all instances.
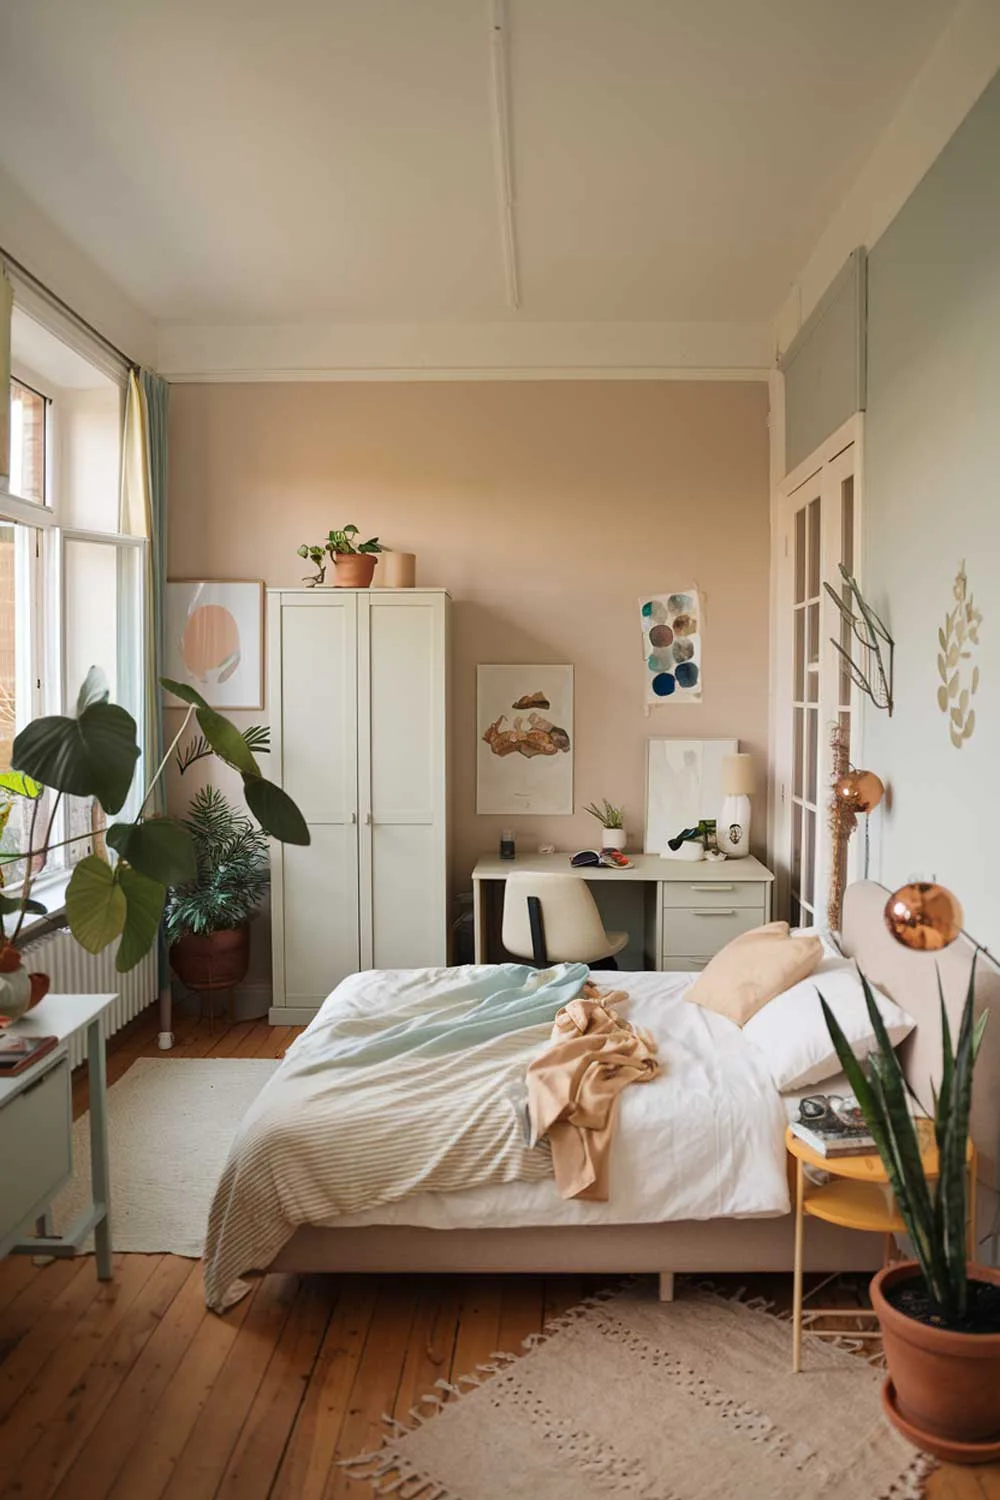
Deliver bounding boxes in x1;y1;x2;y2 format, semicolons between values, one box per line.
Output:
0;1006;998;1500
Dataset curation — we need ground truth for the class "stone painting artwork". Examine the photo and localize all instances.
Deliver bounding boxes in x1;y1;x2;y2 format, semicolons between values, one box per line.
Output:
640;590;702;704
477;664;573;814
937;562;981;748
165;580;264;710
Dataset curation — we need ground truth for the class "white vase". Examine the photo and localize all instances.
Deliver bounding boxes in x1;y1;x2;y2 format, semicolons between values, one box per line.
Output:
717;794;751;858
601;828;627;851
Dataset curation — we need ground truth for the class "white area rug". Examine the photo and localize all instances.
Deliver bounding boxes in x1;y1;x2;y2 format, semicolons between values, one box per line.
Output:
345;1283;931;1500
54;1058;278;1256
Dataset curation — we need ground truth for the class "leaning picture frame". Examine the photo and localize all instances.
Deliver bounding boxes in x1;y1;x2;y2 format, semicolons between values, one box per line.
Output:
165;579;264;710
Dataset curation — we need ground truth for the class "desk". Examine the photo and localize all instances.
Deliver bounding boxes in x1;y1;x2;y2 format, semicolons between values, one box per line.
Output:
0;994;115;1279
471;853;774;970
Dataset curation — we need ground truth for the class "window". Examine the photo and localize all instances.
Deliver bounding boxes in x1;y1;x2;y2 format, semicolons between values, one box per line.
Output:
1;301;143;918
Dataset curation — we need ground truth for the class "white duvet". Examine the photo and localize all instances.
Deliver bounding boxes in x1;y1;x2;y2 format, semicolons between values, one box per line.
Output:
322;969;791;1231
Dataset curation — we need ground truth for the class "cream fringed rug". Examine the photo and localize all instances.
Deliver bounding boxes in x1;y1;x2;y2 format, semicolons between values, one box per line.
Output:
343;1284;931;1500
53;1058;278;1255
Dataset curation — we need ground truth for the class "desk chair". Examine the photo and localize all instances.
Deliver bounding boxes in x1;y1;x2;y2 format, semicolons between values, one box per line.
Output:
501;873;629;968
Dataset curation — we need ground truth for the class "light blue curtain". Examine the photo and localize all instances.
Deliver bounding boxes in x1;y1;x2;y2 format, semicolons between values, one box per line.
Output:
121;368;171;1031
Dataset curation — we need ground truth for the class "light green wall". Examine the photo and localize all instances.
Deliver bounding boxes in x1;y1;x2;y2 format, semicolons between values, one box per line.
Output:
864;68;1000;953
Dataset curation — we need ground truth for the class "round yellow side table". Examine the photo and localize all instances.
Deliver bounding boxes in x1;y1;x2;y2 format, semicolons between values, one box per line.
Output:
786;1119;976;1372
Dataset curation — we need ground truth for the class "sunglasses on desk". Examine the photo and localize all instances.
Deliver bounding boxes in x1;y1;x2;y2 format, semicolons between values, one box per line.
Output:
797;1094;866;1131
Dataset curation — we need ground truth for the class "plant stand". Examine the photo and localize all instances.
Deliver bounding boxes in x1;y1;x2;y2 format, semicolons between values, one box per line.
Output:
179;978;238;1033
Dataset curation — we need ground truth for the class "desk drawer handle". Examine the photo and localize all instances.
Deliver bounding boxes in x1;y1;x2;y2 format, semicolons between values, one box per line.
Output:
692;908;737;917
690;884;735;892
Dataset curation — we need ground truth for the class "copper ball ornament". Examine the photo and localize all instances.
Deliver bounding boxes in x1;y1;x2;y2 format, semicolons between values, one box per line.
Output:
884;882;964;951
835;770;885;813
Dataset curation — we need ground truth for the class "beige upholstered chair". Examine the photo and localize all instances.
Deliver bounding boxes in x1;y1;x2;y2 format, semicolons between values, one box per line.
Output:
501;873;629;967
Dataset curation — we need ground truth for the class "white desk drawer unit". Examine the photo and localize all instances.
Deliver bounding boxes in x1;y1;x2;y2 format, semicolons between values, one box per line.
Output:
0;1055;72;1242
658;877;769;970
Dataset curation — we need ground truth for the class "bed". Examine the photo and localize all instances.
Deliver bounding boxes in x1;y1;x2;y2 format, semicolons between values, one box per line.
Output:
211;882;1000;1303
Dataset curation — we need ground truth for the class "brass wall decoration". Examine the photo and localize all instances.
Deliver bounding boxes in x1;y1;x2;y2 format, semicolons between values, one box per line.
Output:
823;565;895;715
937;561;981;748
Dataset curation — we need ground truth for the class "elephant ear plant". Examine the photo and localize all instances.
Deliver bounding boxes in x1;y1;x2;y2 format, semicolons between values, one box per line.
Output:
1;667;309;971
821;967;987;1326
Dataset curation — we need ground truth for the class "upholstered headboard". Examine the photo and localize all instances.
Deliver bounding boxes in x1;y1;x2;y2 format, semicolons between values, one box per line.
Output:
840;881;1000;1202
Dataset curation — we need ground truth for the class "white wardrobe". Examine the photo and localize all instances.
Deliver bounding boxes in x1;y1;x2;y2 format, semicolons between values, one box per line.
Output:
267;588;450;1022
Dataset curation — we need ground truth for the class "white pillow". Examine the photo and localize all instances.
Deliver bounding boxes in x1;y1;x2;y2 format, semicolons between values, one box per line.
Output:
743;961;916;1092
790;926;844;965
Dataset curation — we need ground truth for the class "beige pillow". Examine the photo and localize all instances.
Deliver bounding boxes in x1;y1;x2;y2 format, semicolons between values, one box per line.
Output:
686;921;822;1027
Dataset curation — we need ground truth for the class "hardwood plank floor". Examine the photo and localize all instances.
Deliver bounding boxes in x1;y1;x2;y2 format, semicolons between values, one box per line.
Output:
0;1004;996;1499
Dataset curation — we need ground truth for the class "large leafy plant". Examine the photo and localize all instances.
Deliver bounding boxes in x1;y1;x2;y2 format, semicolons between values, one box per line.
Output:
163;785;269;944
1;668;308;971
822;967;987;1325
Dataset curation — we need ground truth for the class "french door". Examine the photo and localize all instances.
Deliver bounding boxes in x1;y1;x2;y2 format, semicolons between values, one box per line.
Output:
772;418;861;927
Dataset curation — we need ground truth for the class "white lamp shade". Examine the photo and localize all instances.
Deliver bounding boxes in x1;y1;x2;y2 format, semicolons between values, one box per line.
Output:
721;753;754;797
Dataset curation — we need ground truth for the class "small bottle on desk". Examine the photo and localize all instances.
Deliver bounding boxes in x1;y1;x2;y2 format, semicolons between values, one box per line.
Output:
499;829;516;860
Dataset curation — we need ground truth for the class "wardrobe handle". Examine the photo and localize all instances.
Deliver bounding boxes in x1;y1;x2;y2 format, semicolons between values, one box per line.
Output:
364;811;372;825
350;812;357;824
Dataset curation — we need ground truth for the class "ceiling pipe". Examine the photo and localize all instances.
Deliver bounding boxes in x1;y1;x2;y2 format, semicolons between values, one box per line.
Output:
489;0;520;311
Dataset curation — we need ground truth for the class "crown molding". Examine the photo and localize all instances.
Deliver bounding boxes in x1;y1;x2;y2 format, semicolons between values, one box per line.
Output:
156;318;773;383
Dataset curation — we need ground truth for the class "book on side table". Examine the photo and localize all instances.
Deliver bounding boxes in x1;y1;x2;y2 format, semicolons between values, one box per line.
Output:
789;1094;876;1157
0;1032;60;1076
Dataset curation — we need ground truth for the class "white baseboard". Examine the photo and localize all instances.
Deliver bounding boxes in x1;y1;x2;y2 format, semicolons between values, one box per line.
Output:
268;1006;320;1026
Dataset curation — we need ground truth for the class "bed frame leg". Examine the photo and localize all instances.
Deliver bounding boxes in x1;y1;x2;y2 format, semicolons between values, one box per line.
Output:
658;1272;675;1302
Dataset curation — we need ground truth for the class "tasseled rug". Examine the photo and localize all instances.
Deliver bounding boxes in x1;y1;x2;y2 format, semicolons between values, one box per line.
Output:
341;1281;931;1499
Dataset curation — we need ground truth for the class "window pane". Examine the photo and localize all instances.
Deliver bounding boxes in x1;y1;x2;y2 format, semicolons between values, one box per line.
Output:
841;476;855;570
8;380;46;504
64;539;118;702
794;608;805;701
807;602;819;702
807;497;821;598
61;385;123;531
794;507;806;604
803;809;816;906
793;708;803;798
0;523;18;771
806;708;818;805
0;522;44;888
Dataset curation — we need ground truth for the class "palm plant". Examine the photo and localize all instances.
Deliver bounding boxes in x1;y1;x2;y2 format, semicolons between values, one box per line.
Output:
163;786;269;944
821;966;987;1325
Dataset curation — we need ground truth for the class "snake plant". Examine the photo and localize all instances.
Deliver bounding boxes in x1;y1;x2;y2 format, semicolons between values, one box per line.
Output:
821;965;987;1326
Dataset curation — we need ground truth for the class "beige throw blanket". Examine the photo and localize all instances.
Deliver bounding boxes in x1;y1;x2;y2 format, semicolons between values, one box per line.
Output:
527;992;659;1201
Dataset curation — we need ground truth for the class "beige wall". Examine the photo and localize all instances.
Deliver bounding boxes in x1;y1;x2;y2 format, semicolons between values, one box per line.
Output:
167;380;771;892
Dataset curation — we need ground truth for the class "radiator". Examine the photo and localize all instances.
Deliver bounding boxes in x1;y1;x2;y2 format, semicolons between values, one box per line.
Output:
19;928;157;1069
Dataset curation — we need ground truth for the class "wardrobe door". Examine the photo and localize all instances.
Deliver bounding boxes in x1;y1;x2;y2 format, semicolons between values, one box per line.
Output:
358;592;448;969
270;592;360;1016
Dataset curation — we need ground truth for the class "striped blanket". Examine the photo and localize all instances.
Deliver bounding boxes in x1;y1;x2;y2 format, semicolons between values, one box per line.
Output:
203;963;594;1311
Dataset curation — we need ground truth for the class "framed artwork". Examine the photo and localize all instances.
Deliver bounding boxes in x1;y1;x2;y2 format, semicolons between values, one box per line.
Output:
477;664;573;815
165;579;264;710
644;737;738;853
640;590;702;703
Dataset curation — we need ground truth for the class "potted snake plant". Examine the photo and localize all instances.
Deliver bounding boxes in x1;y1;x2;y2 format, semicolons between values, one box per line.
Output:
821;969;1000;1461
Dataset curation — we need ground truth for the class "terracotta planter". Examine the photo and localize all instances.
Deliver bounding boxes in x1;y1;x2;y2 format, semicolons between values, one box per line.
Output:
170;926;250;990
872;1260;1000;1459
332;552;378;588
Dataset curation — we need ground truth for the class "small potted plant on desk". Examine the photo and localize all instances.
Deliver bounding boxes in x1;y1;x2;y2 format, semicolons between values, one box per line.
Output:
297;525;383;588
584;800;627;852
822;959;1000;1463
164;785;269;997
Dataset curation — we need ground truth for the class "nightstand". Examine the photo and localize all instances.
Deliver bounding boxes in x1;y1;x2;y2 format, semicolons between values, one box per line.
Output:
786;1121;976;1372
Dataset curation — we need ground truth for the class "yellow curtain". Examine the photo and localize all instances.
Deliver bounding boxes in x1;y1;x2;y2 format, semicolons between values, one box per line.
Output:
120;368;164;817
0;271;11;484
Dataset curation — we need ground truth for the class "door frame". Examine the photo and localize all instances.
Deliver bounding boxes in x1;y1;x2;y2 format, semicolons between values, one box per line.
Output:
768;413;864;923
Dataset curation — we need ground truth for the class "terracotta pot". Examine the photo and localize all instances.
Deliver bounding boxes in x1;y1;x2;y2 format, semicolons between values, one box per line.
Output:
332;552;377;588
28;972;50;1008
872;1260;1000;1455
170;926;250;990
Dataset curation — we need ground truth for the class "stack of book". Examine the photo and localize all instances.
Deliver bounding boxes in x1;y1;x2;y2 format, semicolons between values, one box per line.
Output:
790;1096;876;1157
0;1032;59;1077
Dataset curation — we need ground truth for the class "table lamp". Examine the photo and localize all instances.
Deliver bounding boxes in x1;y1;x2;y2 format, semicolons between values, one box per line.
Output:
718;753;754;858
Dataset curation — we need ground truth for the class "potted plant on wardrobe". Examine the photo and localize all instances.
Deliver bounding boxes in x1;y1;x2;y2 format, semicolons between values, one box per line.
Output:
164;785;270;990
822;970;1000;1461
296;525;383;588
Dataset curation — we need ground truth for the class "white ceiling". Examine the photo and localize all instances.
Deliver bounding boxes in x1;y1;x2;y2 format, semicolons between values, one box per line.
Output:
0;0;959;328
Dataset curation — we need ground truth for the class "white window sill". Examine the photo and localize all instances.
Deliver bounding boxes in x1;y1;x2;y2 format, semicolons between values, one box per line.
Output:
3;870;70;944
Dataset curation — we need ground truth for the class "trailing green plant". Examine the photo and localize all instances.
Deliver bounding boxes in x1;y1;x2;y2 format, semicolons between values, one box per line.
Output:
0;667;308;971
296;525;382;586
821;965;987;1326
584;799;624;830
163;785;269;943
